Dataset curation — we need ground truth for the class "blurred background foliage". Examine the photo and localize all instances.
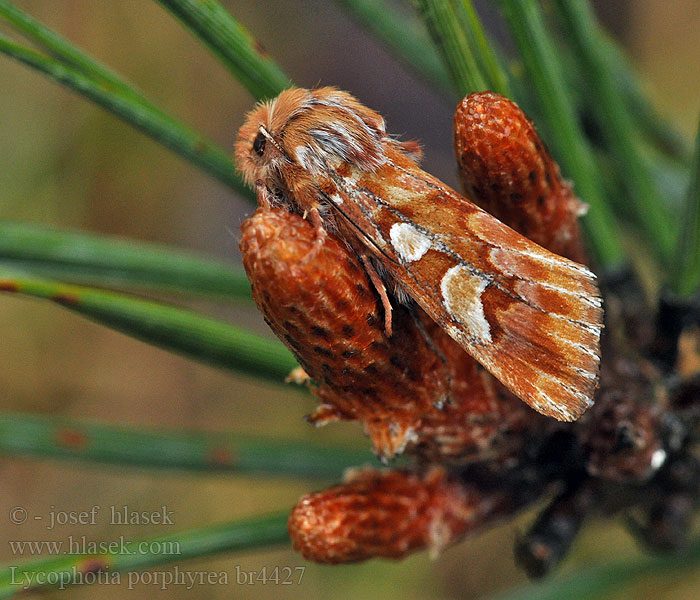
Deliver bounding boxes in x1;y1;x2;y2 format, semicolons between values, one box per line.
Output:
0;1;698;598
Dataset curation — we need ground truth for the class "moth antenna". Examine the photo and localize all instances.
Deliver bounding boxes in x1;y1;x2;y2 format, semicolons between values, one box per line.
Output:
258;125;285;154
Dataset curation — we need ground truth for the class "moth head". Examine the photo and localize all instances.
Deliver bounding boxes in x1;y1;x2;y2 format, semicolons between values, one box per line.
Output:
235;87;390;190
235;89;307;190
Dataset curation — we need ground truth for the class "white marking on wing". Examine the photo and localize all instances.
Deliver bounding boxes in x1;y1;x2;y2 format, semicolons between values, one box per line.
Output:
440;265;492;343
390;222;432;263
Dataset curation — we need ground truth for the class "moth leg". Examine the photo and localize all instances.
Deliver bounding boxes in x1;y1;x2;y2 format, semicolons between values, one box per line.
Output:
254;179;275;209
305;206;324;229
360;254;393;337
299;207;328;264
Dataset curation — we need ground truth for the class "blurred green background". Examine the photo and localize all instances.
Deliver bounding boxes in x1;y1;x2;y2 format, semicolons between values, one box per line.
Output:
0;1;699;598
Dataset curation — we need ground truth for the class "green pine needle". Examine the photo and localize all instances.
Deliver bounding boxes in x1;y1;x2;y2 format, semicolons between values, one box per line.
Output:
451;0;511;96
413;0;488;97
670;115;700;298
554;0;676;264
0;31;247;195
0;222;252;300
154;0;292;100
0;271;297;382
498;0;625;269
335;0;452;96
0;413;374;477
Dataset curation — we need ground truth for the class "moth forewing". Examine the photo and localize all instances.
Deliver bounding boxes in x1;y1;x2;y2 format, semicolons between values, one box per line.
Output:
320;147;602;422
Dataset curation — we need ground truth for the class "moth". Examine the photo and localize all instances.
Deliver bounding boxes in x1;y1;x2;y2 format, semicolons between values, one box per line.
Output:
235;87;603;422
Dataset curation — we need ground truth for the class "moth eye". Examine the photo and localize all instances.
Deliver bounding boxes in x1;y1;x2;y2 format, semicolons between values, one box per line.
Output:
253;132;266;156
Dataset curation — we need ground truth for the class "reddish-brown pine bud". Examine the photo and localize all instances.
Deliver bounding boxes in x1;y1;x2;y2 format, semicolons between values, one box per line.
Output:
288;467;507;563
240;207;447;457
454;92;587;263
239;207;536;461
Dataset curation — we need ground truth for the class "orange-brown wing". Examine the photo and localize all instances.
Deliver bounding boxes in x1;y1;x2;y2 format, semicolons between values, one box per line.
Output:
320;152;602;421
